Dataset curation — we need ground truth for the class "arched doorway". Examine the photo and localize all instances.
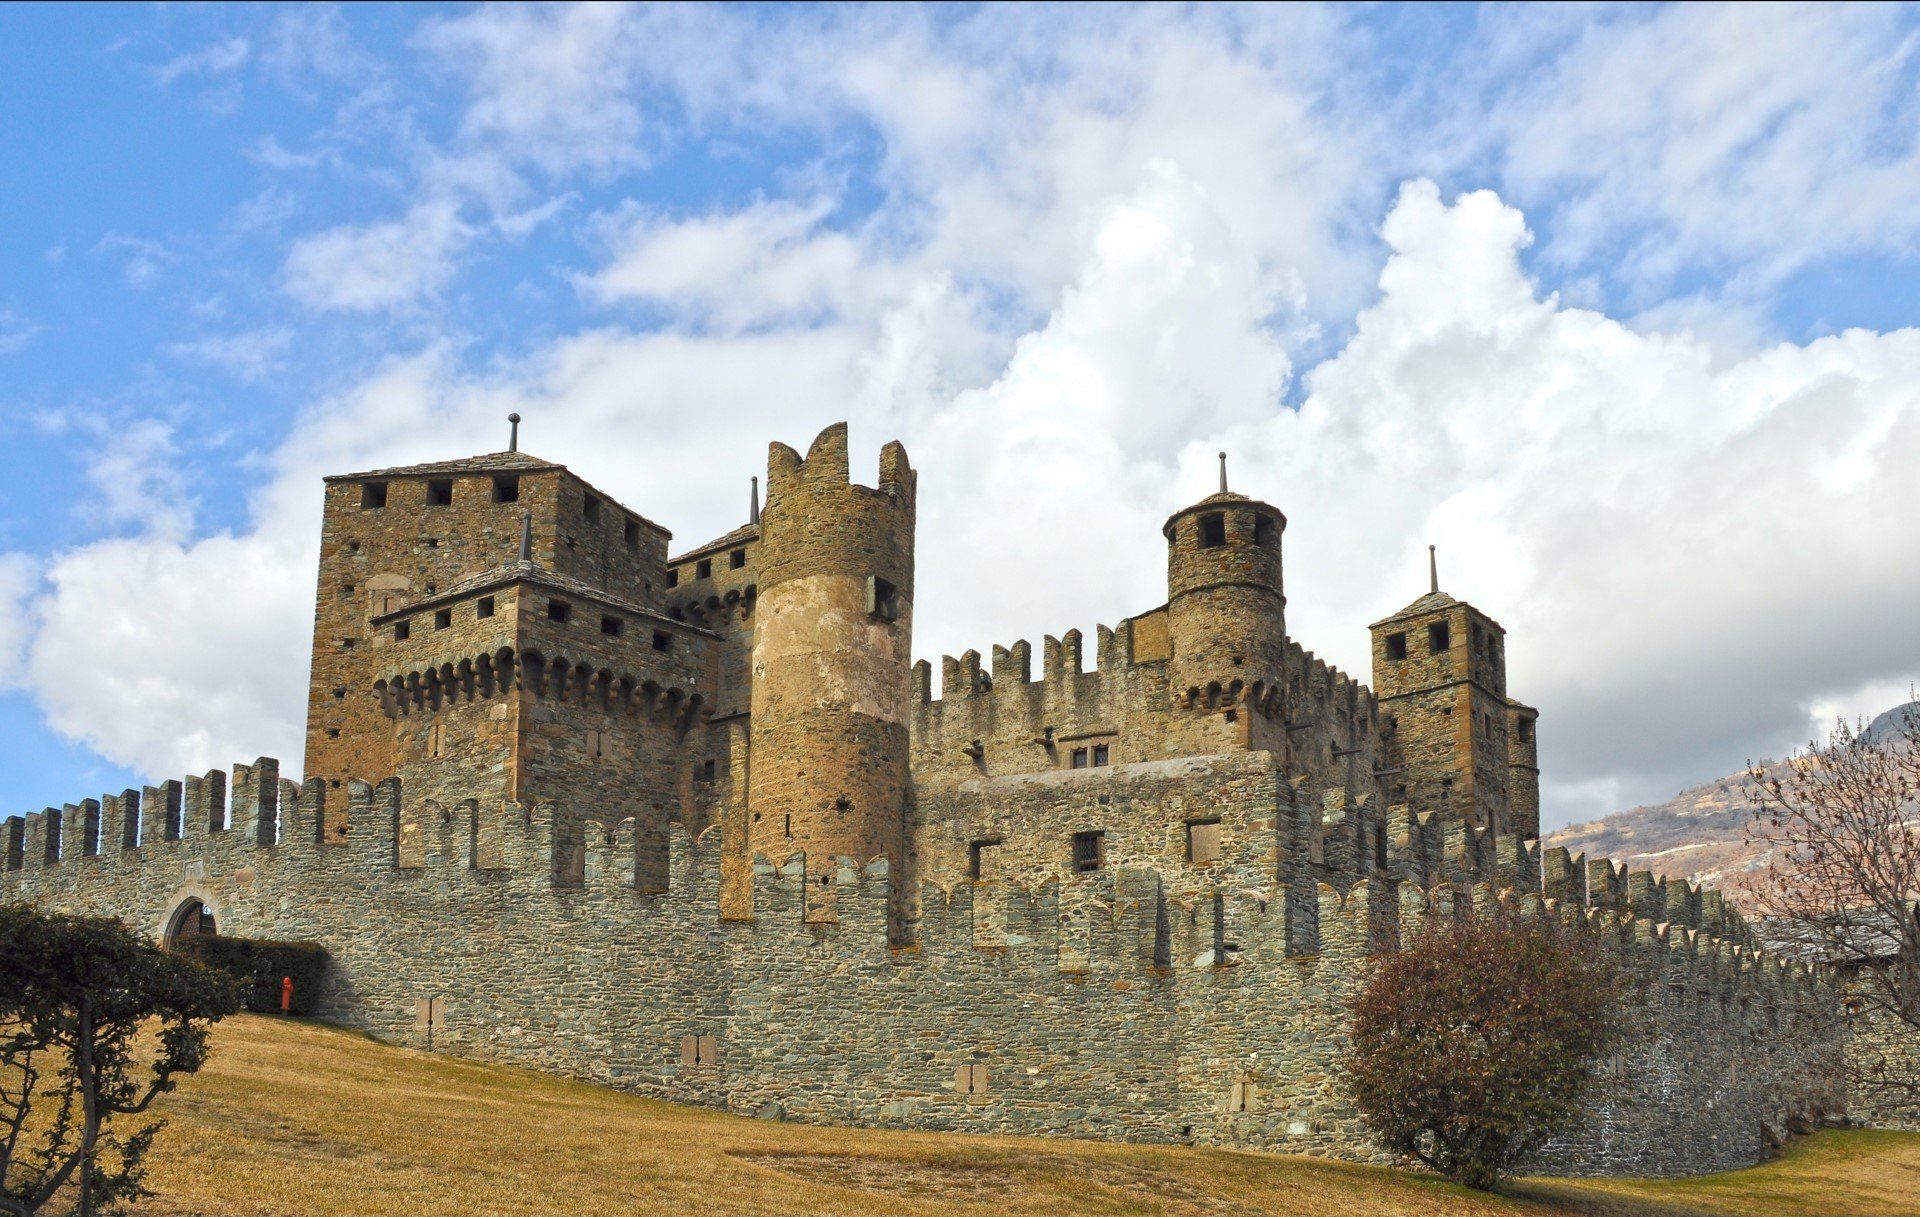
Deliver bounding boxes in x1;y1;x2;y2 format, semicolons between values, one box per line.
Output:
164;898;217;947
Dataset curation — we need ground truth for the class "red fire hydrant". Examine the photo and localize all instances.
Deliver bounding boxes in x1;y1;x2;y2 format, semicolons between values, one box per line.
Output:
280;975;294;1015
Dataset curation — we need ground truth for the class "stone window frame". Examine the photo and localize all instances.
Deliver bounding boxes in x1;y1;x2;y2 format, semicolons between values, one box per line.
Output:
680;1034;719;1067
434;608;452;631
426;478;454;507
427;722;446;760
601;614;623;637
491;474;519;504
583;493;603;523
665;568;680;588
868;576;900;621
1384;631;1407;661
1072;829;1105;873
623;518;639;549
393;619;411;642
585;729;608;760
360;481;388;509
1070;747;1089;769
652;630;672;653
477;596;495;620
1428;620;1450;653
695;558;713;580
729;548;747;569
547;599;572;624
1186;818;1222;866
1091;743;1110;767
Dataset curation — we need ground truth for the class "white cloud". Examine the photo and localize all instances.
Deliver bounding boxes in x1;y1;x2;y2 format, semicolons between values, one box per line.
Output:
168;328;295;383
0;310;39;356
1487;3;1920;292
79;418;195;540
0;554;37;691
154;36;251;87
281;201;473;312
93;234;174;290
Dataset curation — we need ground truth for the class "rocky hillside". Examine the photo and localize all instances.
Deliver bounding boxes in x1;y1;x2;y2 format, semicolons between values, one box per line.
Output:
1545;702;1916;907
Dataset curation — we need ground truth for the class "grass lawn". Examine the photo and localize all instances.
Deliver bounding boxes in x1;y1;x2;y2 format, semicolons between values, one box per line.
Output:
122;1014;1919;1217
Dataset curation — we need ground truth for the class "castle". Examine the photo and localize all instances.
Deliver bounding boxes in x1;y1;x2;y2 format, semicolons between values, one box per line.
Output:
0;423;1845;1176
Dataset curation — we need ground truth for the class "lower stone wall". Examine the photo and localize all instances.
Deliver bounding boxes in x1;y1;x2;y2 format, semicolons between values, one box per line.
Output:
0;761;1846;1179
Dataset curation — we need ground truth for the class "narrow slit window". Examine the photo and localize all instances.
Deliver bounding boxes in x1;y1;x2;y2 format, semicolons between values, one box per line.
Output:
426;478;453;506
623;518;639;548
868;576;899;621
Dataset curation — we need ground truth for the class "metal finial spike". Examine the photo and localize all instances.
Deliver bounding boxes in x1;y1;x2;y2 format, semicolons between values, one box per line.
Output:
508;412;521;453
1217;451;1228;494
1429;544;1439;594
519;511;533;562
750;475;761;526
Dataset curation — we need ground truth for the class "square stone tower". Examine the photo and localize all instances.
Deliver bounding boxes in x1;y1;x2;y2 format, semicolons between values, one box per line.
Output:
302;448;685;837
1368;564;1519;833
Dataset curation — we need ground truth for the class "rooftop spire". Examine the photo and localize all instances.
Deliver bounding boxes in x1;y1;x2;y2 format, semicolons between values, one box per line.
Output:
518;510;533;562
1429;544;1439;594
508;412;521;453
750;475;761;526
1217;451;1228;494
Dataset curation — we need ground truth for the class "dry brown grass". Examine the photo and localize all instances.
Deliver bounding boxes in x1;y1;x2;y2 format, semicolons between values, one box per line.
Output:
123;1015;1920;1217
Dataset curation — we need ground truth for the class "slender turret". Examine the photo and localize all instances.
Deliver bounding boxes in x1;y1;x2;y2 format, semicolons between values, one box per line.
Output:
747;423;915;923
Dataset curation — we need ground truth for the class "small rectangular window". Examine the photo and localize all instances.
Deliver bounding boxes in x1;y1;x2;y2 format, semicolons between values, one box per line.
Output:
968;839;1002;881
338;583;355;600
1071;747;1088;769
695;558;712;580
868;576;899;621
361;481;387;509
1518;718;1534;743
696;759;717;782
583;493;602;522
665;568;679;588
1254;515;1272;546
1072;830;1104;873
1428;621;1450;653
1091;743;1110;767
393;620;411;641
434;608;452;631
426;478;453;506
1385;632;1407;660
492;475;519;503
956;1061;989;1095
729;548;747;569
477;596;495;619
548;599;571;623
1198;512;1226;548
624;518;639;548
601;614;623;637
652;630;671;652
1187;819;1222;865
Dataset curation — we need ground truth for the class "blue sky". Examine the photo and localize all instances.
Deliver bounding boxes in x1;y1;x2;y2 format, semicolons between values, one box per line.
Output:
2;2;1919;831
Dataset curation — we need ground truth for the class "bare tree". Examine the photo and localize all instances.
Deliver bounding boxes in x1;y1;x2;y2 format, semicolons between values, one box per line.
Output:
1746;699;1920;1118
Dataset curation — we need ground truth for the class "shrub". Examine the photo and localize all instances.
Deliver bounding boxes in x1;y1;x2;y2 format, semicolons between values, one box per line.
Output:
173;936;330;1016
1345;902;1626;1190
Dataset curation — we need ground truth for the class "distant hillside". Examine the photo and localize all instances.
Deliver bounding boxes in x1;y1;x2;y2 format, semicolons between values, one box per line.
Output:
1545;703;1916;907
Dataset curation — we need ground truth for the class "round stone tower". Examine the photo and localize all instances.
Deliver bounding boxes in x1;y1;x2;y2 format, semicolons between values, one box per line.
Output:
1162;457;1288;751
747;422;915;911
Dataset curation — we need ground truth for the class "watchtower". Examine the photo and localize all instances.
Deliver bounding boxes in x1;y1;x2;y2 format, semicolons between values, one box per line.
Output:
1161;455;1288;755
1369;549;1514;831
746;423;915;920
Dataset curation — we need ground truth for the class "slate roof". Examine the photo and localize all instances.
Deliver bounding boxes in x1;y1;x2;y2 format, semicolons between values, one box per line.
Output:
370;559;715;638
323;450;563;482
669;523;759;565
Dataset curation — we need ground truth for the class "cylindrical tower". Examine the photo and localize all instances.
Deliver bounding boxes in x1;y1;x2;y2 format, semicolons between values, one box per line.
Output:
747;423;915;911
1163;479;1288;753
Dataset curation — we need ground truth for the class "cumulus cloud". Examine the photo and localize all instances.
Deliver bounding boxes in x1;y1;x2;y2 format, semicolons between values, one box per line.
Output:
281;201;473;312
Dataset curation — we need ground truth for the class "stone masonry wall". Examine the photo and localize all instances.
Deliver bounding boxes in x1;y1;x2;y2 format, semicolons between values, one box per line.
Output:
0;755;1844;1179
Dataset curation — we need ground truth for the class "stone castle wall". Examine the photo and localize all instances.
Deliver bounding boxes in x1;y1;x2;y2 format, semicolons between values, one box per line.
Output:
0;756;1843;1179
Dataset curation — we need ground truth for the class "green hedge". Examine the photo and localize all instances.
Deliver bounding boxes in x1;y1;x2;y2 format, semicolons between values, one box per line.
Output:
173;936;329;1016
